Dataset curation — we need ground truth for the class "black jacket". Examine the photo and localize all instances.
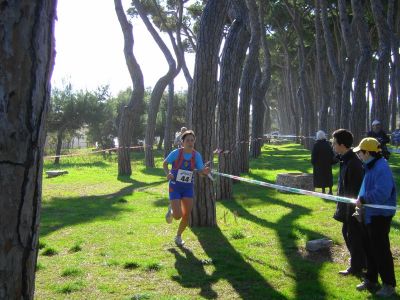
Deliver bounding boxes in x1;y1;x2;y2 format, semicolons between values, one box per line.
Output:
333;149;364;222
367;129;390;146
311;139;336;188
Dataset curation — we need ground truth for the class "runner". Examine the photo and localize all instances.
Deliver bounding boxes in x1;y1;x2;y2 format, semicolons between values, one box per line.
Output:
163;130;210;246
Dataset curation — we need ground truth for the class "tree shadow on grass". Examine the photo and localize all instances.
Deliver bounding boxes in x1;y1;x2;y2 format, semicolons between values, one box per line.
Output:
40;179;164;237
141;167;165;177
219;175;333;299
221;199;332;295
189;227;286;300
168;247;218;299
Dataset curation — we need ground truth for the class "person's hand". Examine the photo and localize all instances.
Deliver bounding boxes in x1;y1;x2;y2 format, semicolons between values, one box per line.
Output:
356;198;362;208
167;173;174;180
203;166;210;176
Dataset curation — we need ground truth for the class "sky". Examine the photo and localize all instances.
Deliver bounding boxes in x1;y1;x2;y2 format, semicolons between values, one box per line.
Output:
51;0;195;96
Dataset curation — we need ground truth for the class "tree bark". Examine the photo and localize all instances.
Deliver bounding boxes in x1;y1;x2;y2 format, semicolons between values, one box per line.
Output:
350;0;371;143
388;0;398;131
285;1;315;148
370;0;391;130
54;130;64;165
338;0;356;129
0;1;56;298
320;0;343;129
251;1;271;158
237;0;261;173
115;0;145;176
164;82;174;157
315;0;330;132
217;0;250;200
190;0;228;227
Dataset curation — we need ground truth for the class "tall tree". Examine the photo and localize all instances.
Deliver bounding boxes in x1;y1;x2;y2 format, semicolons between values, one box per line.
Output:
350;0;371;143
250;0;271;158
370;0;391;129
237;0;261;173
164;82;175;156
315;0;329;132
387;0;399;131
190;0;229;226
0;1;57;298
320;0;343;129
132;0;178;168
338;0;356;129
285;1;315;148
115;0;145;176
217;0;250;200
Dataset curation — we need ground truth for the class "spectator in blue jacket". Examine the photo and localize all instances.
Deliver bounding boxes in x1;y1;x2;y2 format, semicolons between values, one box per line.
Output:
353;137;397;297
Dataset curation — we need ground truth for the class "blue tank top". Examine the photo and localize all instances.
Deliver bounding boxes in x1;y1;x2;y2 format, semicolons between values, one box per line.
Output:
170;149;195;187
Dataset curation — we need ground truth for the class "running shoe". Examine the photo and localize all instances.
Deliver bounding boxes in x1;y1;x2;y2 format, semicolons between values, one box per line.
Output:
165;205;173;224
175;235;185;247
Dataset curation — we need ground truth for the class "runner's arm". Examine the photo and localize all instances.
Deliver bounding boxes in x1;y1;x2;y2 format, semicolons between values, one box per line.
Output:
163;160;174;180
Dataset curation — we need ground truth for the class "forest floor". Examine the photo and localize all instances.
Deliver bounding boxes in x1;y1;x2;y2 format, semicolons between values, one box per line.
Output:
35;144;400;299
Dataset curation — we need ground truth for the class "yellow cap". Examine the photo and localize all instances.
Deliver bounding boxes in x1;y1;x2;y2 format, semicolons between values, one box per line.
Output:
353;137;381;152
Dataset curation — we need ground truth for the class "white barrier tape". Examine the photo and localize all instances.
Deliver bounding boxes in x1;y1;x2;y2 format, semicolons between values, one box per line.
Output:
264;134;315;139
388;148;400;154
212;171;399;211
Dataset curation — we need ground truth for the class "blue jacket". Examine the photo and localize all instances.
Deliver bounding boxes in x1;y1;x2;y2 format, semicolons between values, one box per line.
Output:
358;157;396;224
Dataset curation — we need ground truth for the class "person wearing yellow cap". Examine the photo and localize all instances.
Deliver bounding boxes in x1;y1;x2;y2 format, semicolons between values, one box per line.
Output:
353;137;397;297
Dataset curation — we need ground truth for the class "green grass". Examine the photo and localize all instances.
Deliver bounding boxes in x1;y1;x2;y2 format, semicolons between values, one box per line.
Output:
35;145;400;299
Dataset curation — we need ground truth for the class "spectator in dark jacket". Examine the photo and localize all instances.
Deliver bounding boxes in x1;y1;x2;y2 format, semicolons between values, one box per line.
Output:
332;129;366;277
367;120;390;159
311;130;336;194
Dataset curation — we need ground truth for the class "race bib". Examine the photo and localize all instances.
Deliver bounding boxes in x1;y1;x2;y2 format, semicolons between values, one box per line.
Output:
176;169;193;183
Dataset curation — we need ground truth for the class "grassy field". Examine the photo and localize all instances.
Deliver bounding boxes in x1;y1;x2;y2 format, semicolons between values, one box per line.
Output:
36;144;400;299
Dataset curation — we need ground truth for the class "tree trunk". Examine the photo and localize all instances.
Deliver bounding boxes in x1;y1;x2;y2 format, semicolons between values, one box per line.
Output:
217;0;250;200
250;1;271;158
369;72;377;121
237;0;261;173
190;0;229;227
250;67;264;158
350;0;371;143
388;0;398;131
54;130;64;165
315;0;329;132
0;1;56;298
338;0;356;130
164;82;174;157
370;0;391;130
285;52;300;138
133;0;177;168
390;64;397;131
177;12;194;127
285;2;315;148
115;0;145;176
320;0;343;129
